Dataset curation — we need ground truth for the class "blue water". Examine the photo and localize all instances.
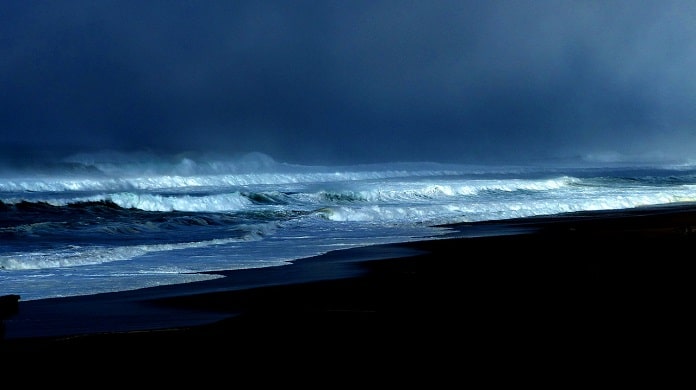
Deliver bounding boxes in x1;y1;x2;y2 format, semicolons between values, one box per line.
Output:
3;151;696;301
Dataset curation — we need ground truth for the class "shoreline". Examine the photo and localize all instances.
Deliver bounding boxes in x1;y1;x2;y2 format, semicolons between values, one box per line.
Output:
2;204;693;366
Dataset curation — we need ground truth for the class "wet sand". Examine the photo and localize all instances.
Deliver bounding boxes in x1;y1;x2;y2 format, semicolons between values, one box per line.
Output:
1;204;693;374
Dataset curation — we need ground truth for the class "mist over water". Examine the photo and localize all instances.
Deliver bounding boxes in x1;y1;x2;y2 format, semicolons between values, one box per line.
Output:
3;1;696;301
2;1;696;165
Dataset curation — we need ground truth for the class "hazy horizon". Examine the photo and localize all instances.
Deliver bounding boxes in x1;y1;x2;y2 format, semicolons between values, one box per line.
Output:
3;1;696;166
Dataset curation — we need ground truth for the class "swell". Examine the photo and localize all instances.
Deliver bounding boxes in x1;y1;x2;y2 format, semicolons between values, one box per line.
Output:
0;199;284;242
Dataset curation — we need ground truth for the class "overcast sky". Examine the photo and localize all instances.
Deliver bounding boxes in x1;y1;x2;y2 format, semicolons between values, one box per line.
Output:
2;0;696;165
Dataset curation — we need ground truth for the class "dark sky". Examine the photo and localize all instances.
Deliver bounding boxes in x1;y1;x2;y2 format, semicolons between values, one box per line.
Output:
2;0;696;165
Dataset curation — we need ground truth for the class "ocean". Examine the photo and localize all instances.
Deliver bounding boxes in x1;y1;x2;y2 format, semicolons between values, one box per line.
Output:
3;151;696;302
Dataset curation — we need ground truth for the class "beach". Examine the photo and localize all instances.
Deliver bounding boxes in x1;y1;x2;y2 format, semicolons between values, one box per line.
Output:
1;205;692;374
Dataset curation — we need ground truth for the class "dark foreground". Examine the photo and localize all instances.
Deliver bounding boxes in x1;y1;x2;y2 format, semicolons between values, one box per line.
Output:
1;205;693;376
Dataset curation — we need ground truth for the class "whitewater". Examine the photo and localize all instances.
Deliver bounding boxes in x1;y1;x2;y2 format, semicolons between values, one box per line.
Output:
3;151;696;301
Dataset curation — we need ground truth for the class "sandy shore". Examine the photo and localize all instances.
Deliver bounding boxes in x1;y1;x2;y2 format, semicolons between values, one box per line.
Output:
1;204;693;373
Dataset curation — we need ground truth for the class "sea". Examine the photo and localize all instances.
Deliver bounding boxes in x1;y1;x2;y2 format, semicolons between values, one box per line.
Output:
3;151;696;302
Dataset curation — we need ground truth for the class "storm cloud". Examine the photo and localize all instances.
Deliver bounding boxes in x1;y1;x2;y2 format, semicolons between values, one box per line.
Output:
2;0;696;165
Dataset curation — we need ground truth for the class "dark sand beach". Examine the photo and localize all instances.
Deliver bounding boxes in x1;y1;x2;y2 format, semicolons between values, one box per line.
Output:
1;205;693;375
